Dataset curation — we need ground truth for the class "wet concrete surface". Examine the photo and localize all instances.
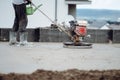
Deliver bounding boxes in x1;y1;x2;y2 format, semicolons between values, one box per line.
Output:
0;42;120;73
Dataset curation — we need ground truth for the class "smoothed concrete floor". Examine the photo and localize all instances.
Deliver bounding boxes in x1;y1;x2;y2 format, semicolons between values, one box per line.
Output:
0;42;120;73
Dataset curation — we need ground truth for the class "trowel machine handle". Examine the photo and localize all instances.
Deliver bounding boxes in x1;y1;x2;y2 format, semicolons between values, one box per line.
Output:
31;2;54;23
30;2;74;40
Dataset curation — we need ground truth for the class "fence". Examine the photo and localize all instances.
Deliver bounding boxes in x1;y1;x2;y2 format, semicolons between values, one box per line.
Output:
0;28;120;43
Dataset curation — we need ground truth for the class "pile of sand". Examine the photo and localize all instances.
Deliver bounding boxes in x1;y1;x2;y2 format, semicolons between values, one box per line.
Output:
0;69;120;80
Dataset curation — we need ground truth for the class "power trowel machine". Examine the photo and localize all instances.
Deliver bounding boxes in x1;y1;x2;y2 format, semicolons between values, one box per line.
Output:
25;2;92;48
57;20;92;48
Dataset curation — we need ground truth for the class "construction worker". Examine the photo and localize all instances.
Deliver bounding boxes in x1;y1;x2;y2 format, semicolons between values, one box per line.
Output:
9;0;32;45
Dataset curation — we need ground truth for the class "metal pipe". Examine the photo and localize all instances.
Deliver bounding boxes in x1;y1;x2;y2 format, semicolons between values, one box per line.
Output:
31;2;73;38
55;0;57;23
32;3;54;23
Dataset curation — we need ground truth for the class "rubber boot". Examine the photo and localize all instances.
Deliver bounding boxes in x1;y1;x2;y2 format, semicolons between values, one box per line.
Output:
19;32;28;46
9;31;18;45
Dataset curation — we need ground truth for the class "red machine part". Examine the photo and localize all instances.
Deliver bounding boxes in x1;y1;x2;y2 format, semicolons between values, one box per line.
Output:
74;26;86;36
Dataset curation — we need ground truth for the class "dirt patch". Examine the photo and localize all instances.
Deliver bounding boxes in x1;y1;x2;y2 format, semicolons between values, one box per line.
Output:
0;69;120;80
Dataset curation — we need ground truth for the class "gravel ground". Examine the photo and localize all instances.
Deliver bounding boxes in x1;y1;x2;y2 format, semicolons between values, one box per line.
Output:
0;69;120;80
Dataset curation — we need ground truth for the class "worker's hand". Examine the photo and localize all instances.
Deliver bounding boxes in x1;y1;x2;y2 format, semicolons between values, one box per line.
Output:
26;0;32;5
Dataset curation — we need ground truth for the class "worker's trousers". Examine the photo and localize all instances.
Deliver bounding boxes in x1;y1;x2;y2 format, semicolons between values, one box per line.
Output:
12;3;28;32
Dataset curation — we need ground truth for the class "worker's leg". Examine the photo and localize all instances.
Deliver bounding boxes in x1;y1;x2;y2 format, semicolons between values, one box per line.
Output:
19;32;28;46
9;4;19;45
9;31;18;45
18;3;28;32
12;4;21;32
18;4;28;46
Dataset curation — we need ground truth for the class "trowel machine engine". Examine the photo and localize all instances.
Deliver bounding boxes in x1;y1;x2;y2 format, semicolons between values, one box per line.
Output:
69;20;87;45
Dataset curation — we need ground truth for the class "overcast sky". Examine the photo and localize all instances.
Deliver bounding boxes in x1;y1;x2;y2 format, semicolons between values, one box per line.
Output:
77;0;120;10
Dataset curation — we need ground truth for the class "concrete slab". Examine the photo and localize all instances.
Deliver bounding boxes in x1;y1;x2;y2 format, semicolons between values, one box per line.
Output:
0;42;120;73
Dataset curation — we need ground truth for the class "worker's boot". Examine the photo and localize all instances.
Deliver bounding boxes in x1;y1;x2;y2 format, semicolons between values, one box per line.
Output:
9;31;18;45
19;32;28;46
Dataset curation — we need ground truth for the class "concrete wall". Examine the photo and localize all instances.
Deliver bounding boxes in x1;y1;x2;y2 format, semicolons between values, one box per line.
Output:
0;28;39;42
68;4;76;19
86;29;110;43
0;28;120;43
39;28;71;42
0;28;11;41
113;30;120;43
